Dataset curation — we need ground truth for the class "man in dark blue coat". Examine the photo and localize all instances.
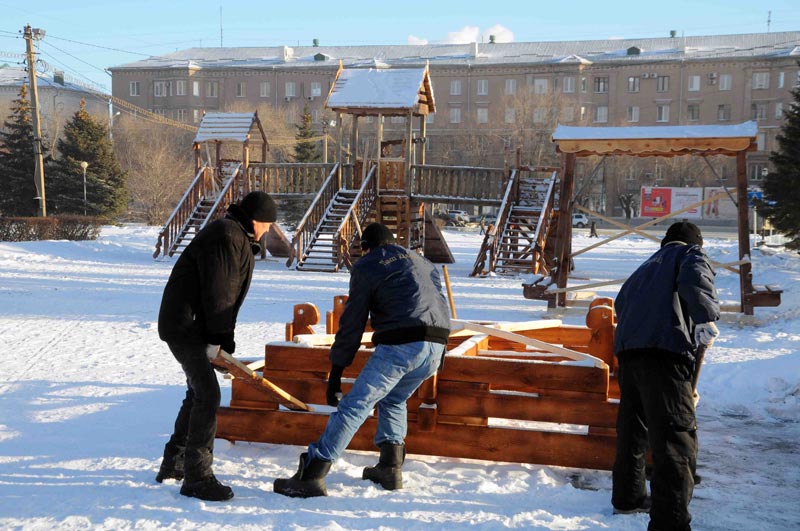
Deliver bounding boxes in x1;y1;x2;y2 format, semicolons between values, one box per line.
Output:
274;223;451;498
612;221;720;531
155;191;277;501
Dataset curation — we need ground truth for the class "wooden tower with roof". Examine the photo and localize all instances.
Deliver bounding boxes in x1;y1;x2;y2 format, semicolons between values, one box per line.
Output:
154;111;289;258
288;65;454;272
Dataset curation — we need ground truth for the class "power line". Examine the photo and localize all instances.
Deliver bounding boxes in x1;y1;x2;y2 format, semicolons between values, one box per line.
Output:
44;33;153;57
41;40;110;75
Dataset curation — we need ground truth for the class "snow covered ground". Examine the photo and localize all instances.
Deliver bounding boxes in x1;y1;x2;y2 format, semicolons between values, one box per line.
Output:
0;225;797;530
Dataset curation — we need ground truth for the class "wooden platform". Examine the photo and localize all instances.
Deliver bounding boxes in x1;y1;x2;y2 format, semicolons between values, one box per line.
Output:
216;296;620;470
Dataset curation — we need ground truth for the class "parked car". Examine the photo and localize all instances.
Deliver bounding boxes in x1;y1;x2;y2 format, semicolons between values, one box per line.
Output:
572;213;590;228
447;210;470;224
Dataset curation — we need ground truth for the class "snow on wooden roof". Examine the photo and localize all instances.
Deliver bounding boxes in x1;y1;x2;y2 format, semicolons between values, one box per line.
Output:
325;67;435;115
552;121;758;156
194;112;266;143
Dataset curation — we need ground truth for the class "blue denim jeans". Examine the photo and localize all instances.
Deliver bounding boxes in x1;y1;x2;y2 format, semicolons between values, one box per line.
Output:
308;340;445;462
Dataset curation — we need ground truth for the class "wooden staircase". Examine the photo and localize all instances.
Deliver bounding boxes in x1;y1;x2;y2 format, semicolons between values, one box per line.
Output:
296;189;360;272
471;170;559;276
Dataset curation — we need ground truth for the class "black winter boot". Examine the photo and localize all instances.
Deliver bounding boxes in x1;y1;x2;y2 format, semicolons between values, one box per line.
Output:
273;452;332;498
180;474;234;501
155;446;185;483
362;443;405;490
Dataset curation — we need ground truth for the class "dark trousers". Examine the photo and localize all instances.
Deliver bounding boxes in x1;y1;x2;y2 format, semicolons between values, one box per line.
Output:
612;349;697;531
162;342;221;481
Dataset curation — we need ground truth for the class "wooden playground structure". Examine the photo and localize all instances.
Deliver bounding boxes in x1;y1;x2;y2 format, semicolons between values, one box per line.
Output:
153;66;780;316
213;295;621;470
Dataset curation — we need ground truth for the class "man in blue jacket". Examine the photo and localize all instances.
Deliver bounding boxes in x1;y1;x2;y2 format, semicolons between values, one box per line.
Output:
156;191;276;501
274;223;451;498
612;221;720;531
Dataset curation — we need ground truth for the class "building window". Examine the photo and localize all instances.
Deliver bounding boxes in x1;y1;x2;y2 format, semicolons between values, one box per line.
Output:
504;107;516;123
717;104;731;121
795;71;800;87
775;102;784;119
476;107;489;124
627;76;640;93
129;81;140;96
533;78;548;94
562;77;575;93
751;102;768;121
192;81;200;97
627;106;639;122
450;79;462;96
477;79;488;96
594;105;608;123
236;82;246;98
177;109;188;122
752;72;769;90
778;71;785;88
579;106;587;121
153;108;166;116
426;114;434;124
285;81;296;98
657;104;670;122
310;81;322;98
687;103;700;121
654;164;664;182
580;77;587;93
656;76;670;92
505;78;517;95
311;109;322;123
757;132;766;152
206;81;218;98
192;109;201;123
688;75;701;92
260;81;271;98
175;80;186;96
593;76;609;93
154;81;168;98
365;116;375;124
719;74;732;91
533;107;547;123
562;106;574;122
390;116;404;124
449;107;461;123
748;163;766;181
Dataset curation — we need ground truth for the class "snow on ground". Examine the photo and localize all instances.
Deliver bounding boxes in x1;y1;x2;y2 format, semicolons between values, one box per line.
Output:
0;225;798;530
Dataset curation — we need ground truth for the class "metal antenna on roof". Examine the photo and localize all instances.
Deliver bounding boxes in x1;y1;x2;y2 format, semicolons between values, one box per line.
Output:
219;4;223;47
767;10;772;32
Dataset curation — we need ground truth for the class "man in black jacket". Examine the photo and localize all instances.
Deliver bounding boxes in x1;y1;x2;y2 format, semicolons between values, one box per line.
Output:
274;223;451;498
155;191;277;501
612;221;720;531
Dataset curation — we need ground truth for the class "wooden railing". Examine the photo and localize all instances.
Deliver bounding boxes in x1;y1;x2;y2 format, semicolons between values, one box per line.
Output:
411;164;508;204
287;163;341;267
200;163;244;231
335;164;378;270
470;170;518;275
153;165;214;258
529;172;559;274
247;163;335;196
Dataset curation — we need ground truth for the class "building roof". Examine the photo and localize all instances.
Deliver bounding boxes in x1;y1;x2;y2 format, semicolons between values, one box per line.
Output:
326;68;435;115
109;31;800;71
0;65;102;94
553;121;758;141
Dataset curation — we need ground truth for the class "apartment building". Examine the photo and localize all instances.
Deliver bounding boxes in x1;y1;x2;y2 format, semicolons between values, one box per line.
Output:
109;31;800;198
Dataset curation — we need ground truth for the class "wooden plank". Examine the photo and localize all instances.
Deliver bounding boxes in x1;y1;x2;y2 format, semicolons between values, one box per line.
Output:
216;408;617;470
440;356;609;395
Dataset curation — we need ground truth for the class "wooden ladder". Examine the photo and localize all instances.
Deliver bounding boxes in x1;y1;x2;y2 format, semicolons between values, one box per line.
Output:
296;189;359;272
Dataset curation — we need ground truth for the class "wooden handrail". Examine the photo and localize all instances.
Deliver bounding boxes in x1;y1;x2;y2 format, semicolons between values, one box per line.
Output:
287;163;341;267
200;163;243;231
335;164;377;270
153;165;212;258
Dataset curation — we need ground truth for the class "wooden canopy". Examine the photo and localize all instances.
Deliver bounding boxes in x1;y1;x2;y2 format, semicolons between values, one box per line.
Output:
194;112;268;147
552;122;758;157
325;66;435;117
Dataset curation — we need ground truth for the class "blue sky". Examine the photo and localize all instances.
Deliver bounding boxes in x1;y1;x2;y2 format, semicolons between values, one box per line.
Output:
1;0;798;91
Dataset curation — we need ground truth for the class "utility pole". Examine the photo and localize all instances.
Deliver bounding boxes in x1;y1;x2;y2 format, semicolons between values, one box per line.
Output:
24;25;47;217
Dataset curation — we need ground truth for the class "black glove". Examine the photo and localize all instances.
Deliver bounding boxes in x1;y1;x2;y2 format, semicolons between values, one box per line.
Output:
326;364;345;407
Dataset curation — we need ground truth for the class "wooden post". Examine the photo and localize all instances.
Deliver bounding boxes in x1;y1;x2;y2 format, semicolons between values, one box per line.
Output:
555;153;577;308
420;114;427;165
337;112;344;185
442;265;457;319
736;150;753;314
377;114;384;192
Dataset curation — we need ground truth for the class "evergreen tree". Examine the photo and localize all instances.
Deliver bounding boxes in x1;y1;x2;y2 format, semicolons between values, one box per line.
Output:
49;100;127;217
761;73;800;249
293;104;320;163
0;84;50;216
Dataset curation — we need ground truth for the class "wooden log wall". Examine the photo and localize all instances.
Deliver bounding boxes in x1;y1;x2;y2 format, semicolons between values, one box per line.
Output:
216;297;620;470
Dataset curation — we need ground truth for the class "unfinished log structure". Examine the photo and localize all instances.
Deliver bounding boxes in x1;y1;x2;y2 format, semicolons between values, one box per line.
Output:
215;296;621;470
522;122;781;315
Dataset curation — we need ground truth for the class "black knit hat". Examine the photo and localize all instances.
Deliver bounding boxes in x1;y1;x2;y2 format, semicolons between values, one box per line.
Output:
239;191;277;222
661;221;703;248
360;223;395;250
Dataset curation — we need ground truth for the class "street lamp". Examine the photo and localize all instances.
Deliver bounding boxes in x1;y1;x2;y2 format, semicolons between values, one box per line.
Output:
80;161;89;215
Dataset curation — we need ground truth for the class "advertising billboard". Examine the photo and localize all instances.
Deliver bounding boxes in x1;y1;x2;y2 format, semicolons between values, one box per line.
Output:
640;187;703;219
703;187;738;219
